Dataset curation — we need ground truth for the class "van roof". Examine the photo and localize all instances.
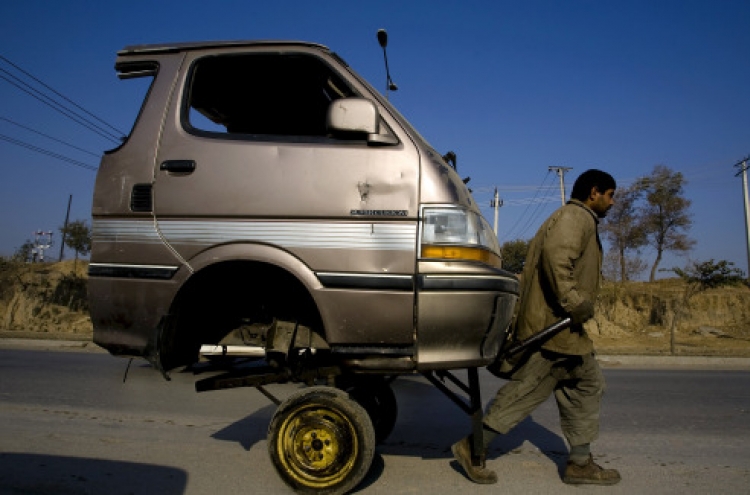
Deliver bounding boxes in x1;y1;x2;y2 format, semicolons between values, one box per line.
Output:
118;40;330;56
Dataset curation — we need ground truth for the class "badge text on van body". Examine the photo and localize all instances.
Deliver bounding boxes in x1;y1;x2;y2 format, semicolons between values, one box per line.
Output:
350;209;408;217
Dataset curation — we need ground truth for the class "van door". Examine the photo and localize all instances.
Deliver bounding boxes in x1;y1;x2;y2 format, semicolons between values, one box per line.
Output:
151;48;420;346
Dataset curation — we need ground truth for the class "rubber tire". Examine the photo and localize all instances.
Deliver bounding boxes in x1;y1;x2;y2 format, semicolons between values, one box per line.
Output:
343;378;398;444
267;386;375;495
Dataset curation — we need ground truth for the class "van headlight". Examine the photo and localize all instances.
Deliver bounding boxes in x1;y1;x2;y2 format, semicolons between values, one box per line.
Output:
420;206;502;268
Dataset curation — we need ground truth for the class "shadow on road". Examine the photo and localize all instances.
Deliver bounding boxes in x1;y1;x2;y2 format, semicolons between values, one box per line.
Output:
0;453;188;495
210;403;277;450
208;373;570;489
379;375;568;462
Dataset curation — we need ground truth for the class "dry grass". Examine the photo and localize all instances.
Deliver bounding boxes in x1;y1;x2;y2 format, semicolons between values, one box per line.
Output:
2;261;749;356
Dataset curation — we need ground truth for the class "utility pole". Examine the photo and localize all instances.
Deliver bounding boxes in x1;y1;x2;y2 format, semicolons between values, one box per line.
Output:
490;187;503;236
735;156;750;279
549;166;572;206
59;194;72;262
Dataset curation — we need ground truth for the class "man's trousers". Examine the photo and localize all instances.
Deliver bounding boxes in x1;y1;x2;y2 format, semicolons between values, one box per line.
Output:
483;350;605;447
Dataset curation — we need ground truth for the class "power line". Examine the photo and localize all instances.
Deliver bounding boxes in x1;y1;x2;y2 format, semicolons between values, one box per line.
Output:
511;188;557;241
0;116;100;157
0;55;125;138
500;196;559;206
474;164;732;211
474;184;561;194
503;170;555;241
0;69;121;143
0;133;97;171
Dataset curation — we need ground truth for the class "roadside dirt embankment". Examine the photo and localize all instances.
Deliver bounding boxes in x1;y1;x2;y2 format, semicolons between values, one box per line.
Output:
0;260;91;340
1;260;749;356
591;279;750;356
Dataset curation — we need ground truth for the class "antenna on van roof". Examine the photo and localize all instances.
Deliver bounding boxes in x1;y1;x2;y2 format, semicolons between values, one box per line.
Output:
377;29;398;99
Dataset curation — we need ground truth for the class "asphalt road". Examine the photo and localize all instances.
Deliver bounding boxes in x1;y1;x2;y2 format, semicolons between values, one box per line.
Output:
0;344;749;494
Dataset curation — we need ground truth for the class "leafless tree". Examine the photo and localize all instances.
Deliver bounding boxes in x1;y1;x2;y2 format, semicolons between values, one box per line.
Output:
602;250;648;282
601;183;648;281
636;165;695;282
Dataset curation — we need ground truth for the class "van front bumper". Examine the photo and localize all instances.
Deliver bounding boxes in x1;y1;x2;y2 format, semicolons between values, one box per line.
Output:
415;270;519;370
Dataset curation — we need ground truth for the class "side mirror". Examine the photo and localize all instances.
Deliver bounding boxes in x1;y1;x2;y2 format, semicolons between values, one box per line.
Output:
326;98;399;145
326;97;380;134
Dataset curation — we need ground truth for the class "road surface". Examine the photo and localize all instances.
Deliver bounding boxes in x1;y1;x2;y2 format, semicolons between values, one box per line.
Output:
0;345;748;494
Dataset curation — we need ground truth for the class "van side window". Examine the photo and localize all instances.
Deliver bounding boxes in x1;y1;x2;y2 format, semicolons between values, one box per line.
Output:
185;53;357;138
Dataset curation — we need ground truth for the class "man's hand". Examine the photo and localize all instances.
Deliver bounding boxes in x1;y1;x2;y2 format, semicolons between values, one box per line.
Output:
569;300;595;324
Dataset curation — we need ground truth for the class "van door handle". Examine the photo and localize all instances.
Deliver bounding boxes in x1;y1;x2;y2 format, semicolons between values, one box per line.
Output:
160;160;196;173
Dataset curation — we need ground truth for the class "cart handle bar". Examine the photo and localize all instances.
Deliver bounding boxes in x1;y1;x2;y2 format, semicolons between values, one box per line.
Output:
500;317;573;358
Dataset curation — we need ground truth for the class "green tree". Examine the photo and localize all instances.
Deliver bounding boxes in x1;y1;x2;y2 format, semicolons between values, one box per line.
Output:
670;259;746;290
636;165;695;282
500;238;529;273
12;239;35;263
59;219;92;265
601;183;647;281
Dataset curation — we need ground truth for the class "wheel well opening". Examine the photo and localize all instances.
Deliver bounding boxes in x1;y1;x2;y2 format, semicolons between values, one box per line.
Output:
165;260;324;366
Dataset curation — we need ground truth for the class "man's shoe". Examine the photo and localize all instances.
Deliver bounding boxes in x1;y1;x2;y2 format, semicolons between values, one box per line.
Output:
563;454;621;485
451;437;498;484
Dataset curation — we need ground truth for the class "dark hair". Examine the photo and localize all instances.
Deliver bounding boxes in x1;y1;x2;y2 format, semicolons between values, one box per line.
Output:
570;169;616;201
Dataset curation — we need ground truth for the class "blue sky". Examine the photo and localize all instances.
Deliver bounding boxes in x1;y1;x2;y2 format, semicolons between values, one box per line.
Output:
1;1;749;276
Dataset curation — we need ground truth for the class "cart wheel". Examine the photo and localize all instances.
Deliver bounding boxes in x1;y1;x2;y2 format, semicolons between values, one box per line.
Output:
268;386;375;495
343;378;398;444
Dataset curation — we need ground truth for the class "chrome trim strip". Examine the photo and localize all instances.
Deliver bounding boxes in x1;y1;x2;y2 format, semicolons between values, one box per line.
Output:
88;263;179;280
92;219;417;251
92;219;162;244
